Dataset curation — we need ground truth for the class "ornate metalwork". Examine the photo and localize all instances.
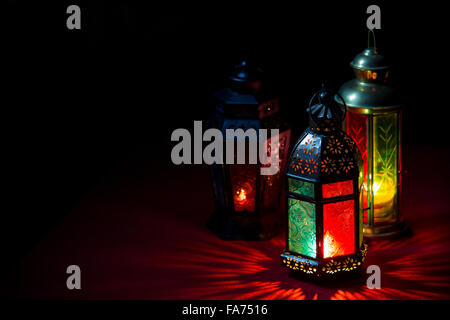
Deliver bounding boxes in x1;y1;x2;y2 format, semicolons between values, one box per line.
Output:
282;86;366;279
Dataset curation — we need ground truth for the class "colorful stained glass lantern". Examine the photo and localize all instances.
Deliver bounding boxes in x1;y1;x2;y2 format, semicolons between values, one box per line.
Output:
281;87;367;277
336;34;407;238
207;60;291;240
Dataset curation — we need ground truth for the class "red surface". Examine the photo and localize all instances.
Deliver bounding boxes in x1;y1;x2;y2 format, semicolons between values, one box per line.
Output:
323;200;355;258
12;145;450;299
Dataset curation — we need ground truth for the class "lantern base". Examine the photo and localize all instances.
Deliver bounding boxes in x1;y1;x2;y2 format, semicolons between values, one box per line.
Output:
363;220;409;239
281;242;368;278
206;209;282;240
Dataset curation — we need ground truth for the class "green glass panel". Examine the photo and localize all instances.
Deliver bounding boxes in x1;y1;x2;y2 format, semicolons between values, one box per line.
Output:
288;178;314;198
373;113;398;224
288;198;316;258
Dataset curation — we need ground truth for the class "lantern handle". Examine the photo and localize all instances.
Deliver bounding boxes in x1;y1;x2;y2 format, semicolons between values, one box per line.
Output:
308;86;347;125
368;29;377;51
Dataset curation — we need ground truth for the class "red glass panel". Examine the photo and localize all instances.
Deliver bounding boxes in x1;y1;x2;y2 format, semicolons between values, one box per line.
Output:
322;180;353;198
346;112;367;223
323;200;355;258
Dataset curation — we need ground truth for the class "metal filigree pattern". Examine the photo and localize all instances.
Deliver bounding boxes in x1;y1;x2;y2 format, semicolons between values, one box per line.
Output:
289;130;360;180
281;242;367;276
320;157;336;174
338;157;355;174
325;135;344;154
288;199;316;258
288;133;321;178
320;131;359;177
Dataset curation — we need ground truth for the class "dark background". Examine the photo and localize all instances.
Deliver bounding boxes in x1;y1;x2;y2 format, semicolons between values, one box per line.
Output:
3;1;447;276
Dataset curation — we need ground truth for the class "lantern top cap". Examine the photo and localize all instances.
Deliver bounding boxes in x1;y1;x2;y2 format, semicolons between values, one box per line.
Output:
288;87;360;181
350;30;390;71
227;59;264;94
350;48;390;71
307;85;346;128
229;60;263;82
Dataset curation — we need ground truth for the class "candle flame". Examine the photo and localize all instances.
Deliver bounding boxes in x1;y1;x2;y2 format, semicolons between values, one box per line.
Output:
236;188;247;202
323;232;344;258
362;182;382;195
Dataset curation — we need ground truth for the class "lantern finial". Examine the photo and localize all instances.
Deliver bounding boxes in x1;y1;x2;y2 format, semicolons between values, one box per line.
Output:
307;86;346;129
228;59;263;93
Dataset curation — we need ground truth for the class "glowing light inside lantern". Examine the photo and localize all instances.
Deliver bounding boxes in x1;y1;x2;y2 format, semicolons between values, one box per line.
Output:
347;111;400;226
236;188;247;202
323;232;344;258
372;181;395;202
232;179;255;212
323;200;355;258
362;180;394;199
230;166;257;212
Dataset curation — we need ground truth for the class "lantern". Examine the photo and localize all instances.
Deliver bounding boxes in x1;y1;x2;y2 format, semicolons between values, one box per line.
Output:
336;34;407;238
281;87;367;277
207;60;291;240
